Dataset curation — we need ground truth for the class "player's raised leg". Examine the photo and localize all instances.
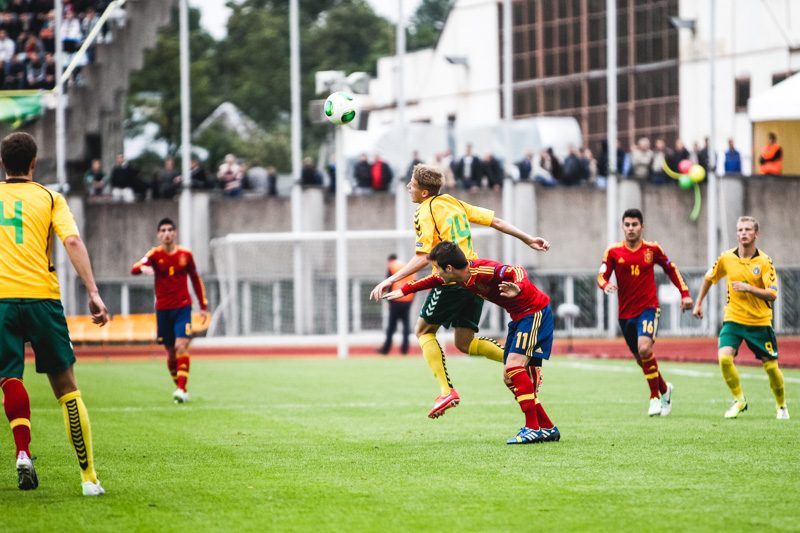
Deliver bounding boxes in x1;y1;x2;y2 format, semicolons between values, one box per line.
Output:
50;367;103;496
1;378;37;490
417;319;459;418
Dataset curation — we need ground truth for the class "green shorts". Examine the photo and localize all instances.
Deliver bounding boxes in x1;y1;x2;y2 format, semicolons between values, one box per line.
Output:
419;283;484;331
718;321;778;361
0;299;76;378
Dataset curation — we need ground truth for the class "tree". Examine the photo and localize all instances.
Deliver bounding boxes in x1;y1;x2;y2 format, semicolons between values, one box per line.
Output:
128;7;220;154
407;0;451;51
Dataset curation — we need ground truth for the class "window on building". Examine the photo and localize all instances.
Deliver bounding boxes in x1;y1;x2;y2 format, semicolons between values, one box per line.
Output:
734;78;750;113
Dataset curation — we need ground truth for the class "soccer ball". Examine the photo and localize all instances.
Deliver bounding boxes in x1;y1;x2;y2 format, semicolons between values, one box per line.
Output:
324;91;358;126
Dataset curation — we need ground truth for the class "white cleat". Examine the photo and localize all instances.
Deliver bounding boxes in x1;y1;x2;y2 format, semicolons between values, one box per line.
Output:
660;382;673;417
172;388;189;404
724;398;748;419
776;406;790;420
82;480;105;496
16;451;38;490
648;397;662;417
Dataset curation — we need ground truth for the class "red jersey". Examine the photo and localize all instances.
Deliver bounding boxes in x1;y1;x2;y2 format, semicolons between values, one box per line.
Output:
401;258;549;321
131;246;208;311
597;240;689;319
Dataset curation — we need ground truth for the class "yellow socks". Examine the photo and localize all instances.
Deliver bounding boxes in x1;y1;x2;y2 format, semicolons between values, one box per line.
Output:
719;354;744;401
762;359;786;408
58;390;98;484
419;333;452;395
467;336;504;363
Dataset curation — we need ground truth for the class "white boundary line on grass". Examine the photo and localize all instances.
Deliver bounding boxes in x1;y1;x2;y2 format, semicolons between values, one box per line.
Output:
559;360;800;384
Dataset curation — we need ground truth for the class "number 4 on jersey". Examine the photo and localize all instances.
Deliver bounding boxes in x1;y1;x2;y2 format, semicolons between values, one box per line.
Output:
0;200;23;244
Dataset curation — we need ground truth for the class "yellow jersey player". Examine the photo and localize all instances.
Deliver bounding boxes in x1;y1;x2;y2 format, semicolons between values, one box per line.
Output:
693;216;788;420
0;132;109;495
370;164;549;419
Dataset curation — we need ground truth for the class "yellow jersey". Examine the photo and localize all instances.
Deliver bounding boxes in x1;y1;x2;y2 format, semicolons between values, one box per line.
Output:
413;194;494;270
705;247;778;326
0;179;79;299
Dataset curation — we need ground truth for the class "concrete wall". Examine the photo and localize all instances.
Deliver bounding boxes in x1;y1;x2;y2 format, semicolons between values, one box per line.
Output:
1;0;176;183
80;175;800;282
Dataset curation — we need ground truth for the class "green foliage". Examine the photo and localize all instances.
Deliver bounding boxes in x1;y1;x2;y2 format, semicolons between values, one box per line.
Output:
2;358;799;530
194;123;291;173
128;7;221;153
407;0;451;51
127;0;394;166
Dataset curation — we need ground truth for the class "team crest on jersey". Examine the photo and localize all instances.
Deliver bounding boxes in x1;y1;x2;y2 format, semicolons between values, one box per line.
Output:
643;249;654;264
753;266;760;276
179;255;188;267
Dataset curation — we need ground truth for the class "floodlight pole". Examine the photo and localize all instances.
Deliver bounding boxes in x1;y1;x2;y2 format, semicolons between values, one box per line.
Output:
501;0;514;267
707;0;719;333
394;0;408;257
53;0;74;315
605;0;619;338
289;0;307;337
335;127;348;359
178;0;193;252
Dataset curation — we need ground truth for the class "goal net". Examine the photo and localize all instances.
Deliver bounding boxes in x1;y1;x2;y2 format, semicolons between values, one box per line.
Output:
208;228;507;354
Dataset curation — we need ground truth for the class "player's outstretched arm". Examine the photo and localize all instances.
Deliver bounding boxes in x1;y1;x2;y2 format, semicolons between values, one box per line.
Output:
489;217;550;251
63;236;109;326
693;278;713;319
370;253;430;301
382;289;405;301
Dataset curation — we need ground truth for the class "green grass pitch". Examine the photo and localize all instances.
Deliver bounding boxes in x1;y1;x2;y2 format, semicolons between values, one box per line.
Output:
1;355;798;532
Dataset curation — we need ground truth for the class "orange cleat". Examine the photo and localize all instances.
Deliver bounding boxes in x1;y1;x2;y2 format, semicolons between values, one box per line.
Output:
428;389;460;419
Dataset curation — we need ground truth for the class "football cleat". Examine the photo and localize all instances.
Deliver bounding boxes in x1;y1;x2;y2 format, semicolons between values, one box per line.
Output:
776;406;790;420
540;426;561;442
172;388;190;404
16;451;38;491
428;389;460;419
648;397;662;417
507;427;543;445
724;398;748;419
660;382;674;417
82;480;105;496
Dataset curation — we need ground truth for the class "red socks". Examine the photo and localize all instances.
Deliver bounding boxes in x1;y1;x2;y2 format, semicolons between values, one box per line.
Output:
167;357;178;386
505;366;540;430
641;354;663;399
2;378;31;456
176;352;190;391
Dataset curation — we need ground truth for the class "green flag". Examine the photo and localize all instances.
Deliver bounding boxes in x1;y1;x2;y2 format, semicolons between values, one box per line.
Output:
0;95;43;128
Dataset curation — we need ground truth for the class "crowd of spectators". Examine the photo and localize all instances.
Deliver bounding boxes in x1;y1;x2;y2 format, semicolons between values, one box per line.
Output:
83;133;776;202
0;0;122;90
84;152;280;202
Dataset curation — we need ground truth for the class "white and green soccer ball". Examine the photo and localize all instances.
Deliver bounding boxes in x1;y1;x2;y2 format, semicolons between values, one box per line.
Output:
324;91;357;126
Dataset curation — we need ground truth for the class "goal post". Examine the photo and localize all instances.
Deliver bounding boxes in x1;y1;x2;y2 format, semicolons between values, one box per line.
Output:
208;228;505;355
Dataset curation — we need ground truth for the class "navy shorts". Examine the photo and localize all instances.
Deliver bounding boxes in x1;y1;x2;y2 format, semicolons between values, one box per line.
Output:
618;307;660;356
156;305;192;346
503;305;554;364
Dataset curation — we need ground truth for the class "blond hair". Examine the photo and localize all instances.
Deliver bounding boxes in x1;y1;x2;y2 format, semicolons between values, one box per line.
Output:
737;216;759;232
412;164;443;194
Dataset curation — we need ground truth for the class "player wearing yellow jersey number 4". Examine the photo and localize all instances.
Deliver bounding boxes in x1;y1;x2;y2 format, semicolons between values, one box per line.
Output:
693;216;788;420
370;164;550;419
0;132;109;495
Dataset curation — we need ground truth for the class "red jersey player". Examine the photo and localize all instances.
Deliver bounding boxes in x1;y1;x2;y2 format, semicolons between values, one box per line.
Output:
597;208;692;417
131;218;208;403
385;241;559;445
